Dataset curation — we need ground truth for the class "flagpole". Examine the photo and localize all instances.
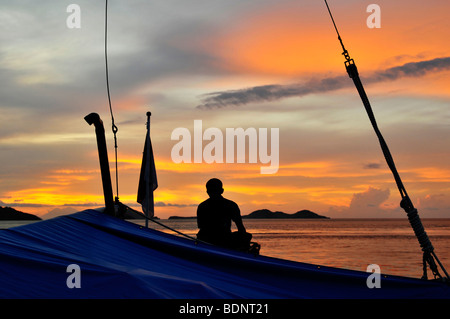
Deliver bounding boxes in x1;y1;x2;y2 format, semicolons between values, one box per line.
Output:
137;111;157;227
145;111;151;228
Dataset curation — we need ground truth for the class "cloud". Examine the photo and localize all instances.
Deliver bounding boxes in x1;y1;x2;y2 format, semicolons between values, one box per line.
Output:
372;57;450;81
125;201;197;208
363;162;382;169
334;190;450;218
197;57;450;109
155;202;197;208
327;187;395;218
197;76;348;109
0;200;101;208
0;200;46;208
417;194;450;217
349;187;390;210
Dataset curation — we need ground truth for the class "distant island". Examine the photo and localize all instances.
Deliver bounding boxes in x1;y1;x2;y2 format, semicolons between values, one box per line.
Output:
168;216;196;220
168;209;329;220
0;206;41;221
243;209;329;219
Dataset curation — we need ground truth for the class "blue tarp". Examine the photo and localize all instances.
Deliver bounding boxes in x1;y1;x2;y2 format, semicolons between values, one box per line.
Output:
0;209;449;299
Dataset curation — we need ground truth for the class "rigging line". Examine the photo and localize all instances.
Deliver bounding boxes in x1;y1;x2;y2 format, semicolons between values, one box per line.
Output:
117;202;211;245
324;0;350;62
104;0;119;199
323;0;449;280
324;0;406;199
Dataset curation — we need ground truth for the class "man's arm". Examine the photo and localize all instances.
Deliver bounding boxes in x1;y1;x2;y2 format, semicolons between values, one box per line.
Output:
231;202;246;233
235;216;246;233
196;203;204;229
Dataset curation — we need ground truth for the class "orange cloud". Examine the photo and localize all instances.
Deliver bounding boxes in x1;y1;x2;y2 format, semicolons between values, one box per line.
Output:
4;187;103;207
209;11;339;75
408;167;450;183
116;155;389;206
202;1;450;78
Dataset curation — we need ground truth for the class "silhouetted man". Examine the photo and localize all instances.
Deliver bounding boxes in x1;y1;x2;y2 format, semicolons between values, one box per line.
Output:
197;178;247;248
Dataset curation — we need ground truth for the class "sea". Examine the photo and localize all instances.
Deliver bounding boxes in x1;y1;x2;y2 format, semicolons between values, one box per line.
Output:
2;218;449;279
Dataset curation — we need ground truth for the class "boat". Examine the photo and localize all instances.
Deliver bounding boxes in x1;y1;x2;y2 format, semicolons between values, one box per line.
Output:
1;1;449;299
1;109;448;299
0;110;449;299
1;207;449;299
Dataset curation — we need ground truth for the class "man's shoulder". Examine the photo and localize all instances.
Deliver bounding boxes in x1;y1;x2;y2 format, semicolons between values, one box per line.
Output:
198;196;238;208
222;197;239;209
222;197;237;204
198;199;209;208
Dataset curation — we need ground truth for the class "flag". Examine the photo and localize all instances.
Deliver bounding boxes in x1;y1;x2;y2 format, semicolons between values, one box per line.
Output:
137;119;158;218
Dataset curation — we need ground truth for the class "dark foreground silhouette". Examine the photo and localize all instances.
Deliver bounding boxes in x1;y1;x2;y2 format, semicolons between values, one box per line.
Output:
196;178;259;254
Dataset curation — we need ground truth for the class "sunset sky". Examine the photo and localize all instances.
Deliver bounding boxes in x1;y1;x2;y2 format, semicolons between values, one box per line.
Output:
1;0;449;219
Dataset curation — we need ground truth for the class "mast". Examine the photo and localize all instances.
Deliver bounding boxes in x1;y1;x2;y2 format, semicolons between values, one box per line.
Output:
323;0;449;281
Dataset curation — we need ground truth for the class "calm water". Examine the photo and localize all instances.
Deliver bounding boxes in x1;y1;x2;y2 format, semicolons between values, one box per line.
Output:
2;218;449;279
141;218;450;279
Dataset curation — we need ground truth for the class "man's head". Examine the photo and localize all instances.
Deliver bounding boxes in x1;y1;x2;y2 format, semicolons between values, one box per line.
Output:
206;178;223;197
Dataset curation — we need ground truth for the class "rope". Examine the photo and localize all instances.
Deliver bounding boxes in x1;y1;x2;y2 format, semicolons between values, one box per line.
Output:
346;46;449;281
115;201;210;245
324;0;449;281
347;64;409;199
116;202;261;255
104;0;120;200
103;1;196;246
101;3;258;257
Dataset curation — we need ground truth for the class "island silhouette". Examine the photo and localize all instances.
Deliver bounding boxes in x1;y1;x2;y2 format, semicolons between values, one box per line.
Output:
243;209;329;219
0;206;41;221
169;209;329;220
0;207;329;221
